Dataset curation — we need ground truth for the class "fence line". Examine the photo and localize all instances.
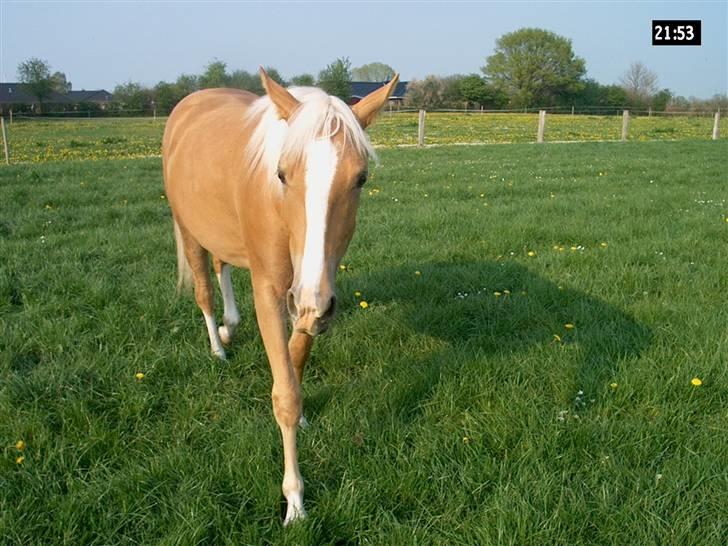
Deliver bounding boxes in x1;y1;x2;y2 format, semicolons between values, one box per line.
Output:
409;108;721;146
1;108;724;164
6;105;722;121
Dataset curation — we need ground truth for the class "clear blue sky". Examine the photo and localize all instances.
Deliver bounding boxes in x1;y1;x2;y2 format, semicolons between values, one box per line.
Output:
1;1;726;98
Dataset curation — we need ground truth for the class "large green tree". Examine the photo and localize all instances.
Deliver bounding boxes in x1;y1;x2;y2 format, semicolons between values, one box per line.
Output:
352;62;395;82
199;60;229;88
17;58;56;111
318;57;352;101
483;28;586;108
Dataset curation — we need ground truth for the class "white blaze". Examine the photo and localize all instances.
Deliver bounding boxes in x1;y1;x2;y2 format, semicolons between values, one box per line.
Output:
300;139;338;309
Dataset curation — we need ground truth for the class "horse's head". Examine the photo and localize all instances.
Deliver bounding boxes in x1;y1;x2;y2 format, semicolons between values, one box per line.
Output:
259;69;398;336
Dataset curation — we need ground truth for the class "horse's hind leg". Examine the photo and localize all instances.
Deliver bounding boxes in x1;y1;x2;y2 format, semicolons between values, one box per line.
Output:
213;257;240;345
180;229;226;359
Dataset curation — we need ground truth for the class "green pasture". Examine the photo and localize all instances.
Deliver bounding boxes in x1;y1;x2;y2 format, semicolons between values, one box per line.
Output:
1;141;726;544
3;111;725;163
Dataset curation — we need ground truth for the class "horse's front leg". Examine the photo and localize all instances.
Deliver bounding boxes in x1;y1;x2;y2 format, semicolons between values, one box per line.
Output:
252;279;306;525
288;331;313;428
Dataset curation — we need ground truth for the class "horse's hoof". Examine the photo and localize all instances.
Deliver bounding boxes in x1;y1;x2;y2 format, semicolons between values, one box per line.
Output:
298;415;309;429
218;325;232;345
283;503;306;526
212;348;227;360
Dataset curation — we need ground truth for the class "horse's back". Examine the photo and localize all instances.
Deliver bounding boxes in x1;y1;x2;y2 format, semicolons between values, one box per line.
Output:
163;88;259;267
163;88;257;161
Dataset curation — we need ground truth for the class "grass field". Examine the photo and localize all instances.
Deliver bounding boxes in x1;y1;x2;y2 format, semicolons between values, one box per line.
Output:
4;111;726;162
1;141;727;544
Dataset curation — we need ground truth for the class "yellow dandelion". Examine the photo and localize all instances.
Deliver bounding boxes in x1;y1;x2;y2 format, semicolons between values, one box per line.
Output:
16;456;25;465
503;289;511;295
527;251;536;257
339;264;347;271
415;270;421;276
359;301;369;309
691;377;702;387
462;436;470;444
15;440;26;451
564;323;575;330
135;372;145;381
494;291;502;297
570;246;577;251
553;245;560;250
553;334;562;342
610;382;618;389
160;195;166;200
600;242;608;248
354;290;361;297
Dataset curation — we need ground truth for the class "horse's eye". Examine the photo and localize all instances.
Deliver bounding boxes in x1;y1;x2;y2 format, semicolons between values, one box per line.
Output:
277;170;286;185
356;171;368;188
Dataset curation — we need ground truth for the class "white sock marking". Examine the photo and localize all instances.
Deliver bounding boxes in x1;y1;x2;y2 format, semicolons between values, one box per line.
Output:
216;265;240;344
203;311;226;359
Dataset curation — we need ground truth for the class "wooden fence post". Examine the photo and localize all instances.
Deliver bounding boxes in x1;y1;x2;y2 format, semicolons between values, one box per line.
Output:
537;110;546;143
1;117;9;165
712;111;720;140
418;109;426;147
621;110;630;141
9;109;13;124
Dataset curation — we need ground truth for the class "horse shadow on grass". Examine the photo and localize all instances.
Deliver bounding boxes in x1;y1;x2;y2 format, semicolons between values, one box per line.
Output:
309;260;652;425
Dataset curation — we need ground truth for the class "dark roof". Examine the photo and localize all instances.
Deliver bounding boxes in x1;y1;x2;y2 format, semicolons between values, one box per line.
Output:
0;83;113;104
350;80;408;99
0;83;41;104
66;89;113;102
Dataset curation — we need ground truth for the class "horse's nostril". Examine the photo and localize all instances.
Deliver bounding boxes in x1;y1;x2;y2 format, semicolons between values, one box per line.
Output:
321;295;337;321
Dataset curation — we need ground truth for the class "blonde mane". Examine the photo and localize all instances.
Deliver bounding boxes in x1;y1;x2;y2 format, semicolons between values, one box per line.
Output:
244;87;376;183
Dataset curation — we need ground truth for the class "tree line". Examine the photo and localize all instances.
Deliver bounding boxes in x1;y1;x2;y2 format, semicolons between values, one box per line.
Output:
14;28;727;116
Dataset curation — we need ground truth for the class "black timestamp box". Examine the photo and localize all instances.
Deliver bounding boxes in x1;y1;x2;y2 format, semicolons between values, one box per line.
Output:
652;20;701;46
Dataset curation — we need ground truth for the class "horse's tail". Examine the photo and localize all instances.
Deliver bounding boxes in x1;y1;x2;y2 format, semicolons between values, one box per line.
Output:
173;218;194;295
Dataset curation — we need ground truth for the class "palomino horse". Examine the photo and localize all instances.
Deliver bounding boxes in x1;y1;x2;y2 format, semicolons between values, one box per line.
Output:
162;69;398;524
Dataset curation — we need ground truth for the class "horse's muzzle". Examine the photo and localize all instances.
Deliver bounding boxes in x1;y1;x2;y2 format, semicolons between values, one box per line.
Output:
287;290;336;336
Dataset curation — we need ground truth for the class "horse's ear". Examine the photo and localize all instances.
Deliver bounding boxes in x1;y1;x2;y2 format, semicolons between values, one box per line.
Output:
259;67;300;121
352;74;400;129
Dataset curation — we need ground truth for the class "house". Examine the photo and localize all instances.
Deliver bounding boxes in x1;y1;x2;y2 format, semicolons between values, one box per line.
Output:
0;83;113;114
349;80;408;106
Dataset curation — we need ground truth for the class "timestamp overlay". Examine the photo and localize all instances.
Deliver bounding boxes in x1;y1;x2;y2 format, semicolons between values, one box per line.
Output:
652;20;701;46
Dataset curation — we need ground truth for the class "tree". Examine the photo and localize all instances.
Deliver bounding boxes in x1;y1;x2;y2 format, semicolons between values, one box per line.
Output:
318;57;352;101
571;79;628;109
199;60;229;88
112;81;151;113
17;57;55;111
620;62;658;106
175;74;199;97
50;71;71;94
651;89;672;112
404;76;446;109
352;62;395;82
153;81;184;114
458;74;507;108
483;28;586;108
228;69;261;94
290;73;315;86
